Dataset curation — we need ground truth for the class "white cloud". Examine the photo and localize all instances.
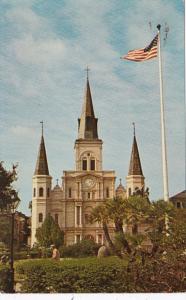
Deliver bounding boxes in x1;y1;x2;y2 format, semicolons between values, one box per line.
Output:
11;36;66;65
10;126;36;138
6;7;44;33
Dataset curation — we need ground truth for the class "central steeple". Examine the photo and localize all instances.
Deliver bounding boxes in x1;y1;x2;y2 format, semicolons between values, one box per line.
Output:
78;73;98;140
75;70;103;172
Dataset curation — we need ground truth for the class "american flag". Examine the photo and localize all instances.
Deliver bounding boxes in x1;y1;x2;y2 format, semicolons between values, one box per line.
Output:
121;34;158;62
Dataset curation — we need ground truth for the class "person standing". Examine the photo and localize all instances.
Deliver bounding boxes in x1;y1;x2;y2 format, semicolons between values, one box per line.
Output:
51;245;60;261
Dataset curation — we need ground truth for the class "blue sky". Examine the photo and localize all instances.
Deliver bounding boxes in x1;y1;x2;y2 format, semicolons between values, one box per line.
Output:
0;0;184;215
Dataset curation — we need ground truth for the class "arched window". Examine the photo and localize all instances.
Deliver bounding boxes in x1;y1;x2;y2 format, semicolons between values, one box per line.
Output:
177;202;181;208
84;213;90;224
39;187;44;197
47;188;50;197
106;188;109;198
68;188;72;198
82;159;87;170
90;159;95;170
98;234;103;244
33;188;36;197
76;206;81;226
76;234;81;243
39;213;43;223
55;214;58;224
128;188;131;196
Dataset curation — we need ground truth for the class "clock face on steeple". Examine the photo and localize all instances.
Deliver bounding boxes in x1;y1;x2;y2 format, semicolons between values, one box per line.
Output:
83;176;95;189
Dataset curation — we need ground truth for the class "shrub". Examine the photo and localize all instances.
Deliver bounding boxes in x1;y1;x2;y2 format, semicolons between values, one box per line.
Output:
0;265;11;293
60;239;100;258
29;248;41;259
15;254;186;293
27;247;50;259
15;257;132;293
14;251;29;260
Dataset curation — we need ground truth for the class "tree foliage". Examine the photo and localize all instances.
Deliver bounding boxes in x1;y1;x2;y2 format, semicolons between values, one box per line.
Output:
90;196;184;262
0;162;20;212
35;215;64;248
61;239;100;258
0;216;11;247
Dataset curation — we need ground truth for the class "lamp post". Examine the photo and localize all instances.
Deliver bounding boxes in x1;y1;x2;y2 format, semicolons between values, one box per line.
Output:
8;199;20;293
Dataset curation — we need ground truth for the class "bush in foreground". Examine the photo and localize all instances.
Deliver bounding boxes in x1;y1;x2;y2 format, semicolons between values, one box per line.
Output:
15;257;131;293
0;265;11;293
15;255;186;293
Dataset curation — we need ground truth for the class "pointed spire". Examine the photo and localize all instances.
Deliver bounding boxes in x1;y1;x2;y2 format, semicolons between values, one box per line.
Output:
128;125;143;176
34;122;49;175
83;77;95;118
78;70;98;139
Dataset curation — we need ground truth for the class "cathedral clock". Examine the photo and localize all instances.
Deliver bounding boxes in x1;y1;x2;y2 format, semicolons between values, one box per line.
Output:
83;176;95;189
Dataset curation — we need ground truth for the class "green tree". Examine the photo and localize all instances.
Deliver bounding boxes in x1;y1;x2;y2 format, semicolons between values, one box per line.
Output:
0;216;11;247
144;199;175;256
0;162;20;212
90;203;119;255
36;215;64;248
0;162;20;248
157;205;186;255
90;196;178;260
105;196;132;254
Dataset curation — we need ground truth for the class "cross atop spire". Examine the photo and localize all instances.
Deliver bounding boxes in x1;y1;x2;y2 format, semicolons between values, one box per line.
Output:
132;122;136;136
40;121;44;136
85;66;90;80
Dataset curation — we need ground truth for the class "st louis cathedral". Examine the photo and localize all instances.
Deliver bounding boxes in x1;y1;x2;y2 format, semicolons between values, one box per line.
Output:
31;75;145;246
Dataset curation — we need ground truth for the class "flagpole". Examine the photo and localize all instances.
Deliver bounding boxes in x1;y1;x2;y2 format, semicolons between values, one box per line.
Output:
157;24;169;202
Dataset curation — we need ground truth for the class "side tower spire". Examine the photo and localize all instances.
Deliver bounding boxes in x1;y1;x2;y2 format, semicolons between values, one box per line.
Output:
78;68;98;140
126;123;145;197
31;122;52;246
34;122;49;175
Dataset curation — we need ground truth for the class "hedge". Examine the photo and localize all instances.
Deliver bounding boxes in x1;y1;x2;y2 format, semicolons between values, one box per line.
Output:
15;255;186;293
0;265;11;293
15;257;133;293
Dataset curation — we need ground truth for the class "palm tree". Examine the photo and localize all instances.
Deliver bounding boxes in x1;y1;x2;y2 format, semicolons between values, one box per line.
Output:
105;197;132;254
90;204;119;255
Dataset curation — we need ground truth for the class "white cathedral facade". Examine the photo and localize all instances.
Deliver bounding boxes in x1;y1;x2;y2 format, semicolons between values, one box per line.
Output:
31;76;145;246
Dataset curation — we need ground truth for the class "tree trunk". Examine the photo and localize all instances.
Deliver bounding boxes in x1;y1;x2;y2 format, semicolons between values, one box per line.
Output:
150;244;159;257
115;220;132;254
102;221;122;258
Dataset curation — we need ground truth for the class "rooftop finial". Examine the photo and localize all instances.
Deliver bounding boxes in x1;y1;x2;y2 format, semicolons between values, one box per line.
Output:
85;66;90;80
119;178;122;185
40;121;44;136
132;122;136;136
